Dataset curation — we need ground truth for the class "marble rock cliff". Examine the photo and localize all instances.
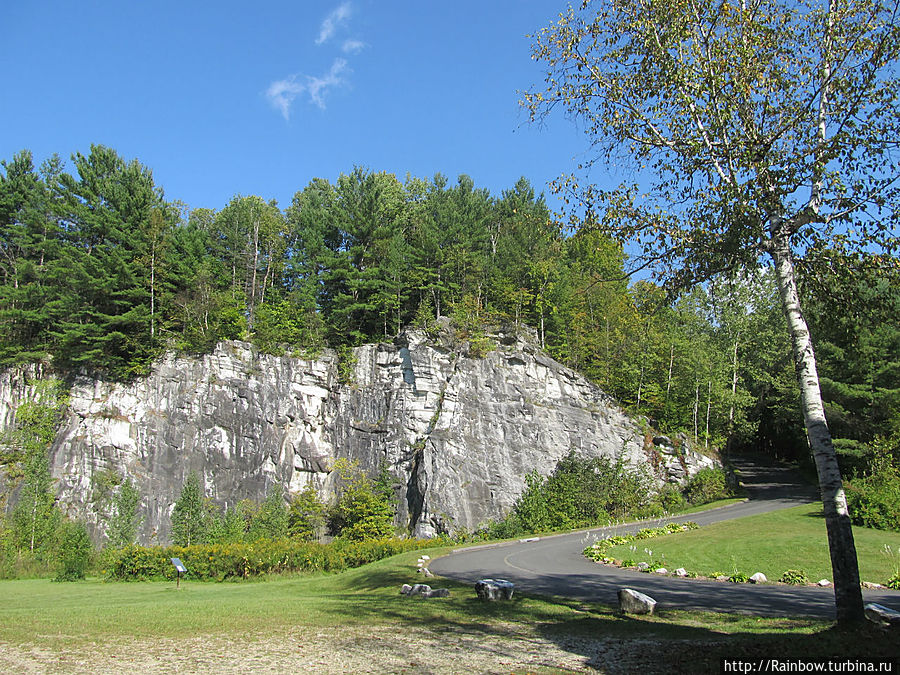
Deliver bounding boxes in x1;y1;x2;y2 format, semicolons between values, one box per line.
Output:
0;327;716;542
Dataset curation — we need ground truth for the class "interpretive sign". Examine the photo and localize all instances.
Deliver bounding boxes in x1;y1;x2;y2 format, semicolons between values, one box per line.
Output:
171;557;187;588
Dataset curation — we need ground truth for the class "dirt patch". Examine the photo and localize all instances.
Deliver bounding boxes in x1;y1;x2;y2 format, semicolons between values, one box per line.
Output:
0;624;676;674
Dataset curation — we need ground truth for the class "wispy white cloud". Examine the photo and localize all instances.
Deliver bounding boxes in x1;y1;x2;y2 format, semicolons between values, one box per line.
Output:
341;39;366;54
316;2;352;45
266;77;305;120
266;58;349;119
307;58;348;109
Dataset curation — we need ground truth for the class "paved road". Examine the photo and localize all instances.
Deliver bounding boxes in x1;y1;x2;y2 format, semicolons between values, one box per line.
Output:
430;455;900;619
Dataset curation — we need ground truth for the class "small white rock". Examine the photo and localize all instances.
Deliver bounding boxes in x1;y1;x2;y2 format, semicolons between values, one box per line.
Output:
654;568;668;575
817;579;832;587
750;572;768;584
674;568;688;577
421;555;430;561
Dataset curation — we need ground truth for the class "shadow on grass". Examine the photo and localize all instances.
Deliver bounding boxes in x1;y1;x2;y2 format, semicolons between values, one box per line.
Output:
316;583;899;673
302;550;898;673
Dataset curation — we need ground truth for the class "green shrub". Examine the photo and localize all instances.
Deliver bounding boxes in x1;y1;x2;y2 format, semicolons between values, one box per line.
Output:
887;574;900;590
845;448;900;532
104;537;432;581
247;488;289;542
729;572;750;583
328;460;396;542
779;569;809;585
510;452;657;534
54;520;93;581
683;467;731;505
288;485;328;541
657;483;687;512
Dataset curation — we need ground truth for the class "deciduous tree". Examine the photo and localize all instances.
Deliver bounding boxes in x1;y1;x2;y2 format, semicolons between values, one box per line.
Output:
525;0;900;622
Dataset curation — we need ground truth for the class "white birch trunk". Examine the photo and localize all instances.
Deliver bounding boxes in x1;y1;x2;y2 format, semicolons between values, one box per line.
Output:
770;234;864;624
704;380;711;451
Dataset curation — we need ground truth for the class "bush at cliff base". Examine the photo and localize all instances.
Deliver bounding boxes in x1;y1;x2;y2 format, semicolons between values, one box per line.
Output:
104;537;435;581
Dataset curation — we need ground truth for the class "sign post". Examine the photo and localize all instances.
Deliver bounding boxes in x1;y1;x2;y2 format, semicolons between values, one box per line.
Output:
170;557;187;589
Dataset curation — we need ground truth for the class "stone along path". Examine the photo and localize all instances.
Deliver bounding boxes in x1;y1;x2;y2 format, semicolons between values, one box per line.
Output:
430;455;900;619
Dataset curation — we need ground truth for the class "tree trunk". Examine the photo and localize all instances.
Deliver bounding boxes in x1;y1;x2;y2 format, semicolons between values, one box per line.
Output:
693;381;699;444
665;343;674;403
704;380;711;451
636;365;644;413
150;247;156;339
726;337;738;452
770;235;864;625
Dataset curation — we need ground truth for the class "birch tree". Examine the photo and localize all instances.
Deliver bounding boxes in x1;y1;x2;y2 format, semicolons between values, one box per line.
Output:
524;0;900;623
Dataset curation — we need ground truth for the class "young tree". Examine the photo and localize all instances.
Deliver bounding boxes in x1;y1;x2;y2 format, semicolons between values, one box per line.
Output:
170;472;209;547
54;519;92;581
328;459;395;541
107;478;142;548
247;486;289;541
287;485;328;541
525;0;900;623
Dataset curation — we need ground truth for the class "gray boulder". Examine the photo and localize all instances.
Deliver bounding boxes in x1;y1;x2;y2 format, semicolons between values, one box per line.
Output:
475;578;515;601
864;603;900;627
408;584;432;596
618;588;657;615
424;588;451;598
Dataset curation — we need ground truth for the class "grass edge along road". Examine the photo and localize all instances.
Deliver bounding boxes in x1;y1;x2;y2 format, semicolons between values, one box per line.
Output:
597;502;900;586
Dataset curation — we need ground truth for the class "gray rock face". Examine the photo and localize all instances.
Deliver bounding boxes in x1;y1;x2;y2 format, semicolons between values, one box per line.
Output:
0;326;719;543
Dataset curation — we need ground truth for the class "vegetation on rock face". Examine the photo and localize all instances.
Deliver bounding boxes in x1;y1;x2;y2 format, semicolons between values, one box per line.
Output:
0;378;94;579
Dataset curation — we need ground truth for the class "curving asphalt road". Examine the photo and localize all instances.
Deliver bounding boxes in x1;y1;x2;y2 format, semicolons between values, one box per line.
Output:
430;455;900;619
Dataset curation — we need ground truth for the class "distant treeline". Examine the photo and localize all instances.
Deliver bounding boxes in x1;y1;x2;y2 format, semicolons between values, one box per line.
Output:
1;145;897;462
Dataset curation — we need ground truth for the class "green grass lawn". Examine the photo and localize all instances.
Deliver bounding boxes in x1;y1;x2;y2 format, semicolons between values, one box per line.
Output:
0;546;826;644
602;502;900;584
1;539;898;669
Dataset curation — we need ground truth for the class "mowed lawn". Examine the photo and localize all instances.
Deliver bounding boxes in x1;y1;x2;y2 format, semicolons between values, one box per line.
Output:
1;519;899;671
603;502;900;584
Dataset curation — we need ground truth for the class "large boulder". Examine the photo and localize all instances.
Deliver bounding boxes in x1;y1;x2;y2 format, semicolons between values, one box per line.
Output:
618;588;657;615
475;578;515;601
864;603;900;627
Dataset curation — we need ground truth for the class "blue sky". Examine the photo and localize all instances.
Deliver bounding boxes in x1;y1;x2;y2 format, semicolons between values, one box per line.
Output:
1;1;593;216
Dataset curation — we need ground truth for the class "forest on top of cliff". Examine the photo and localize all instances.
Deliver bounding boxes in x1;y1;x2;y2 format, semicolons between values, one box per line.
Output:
0;145;897;467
